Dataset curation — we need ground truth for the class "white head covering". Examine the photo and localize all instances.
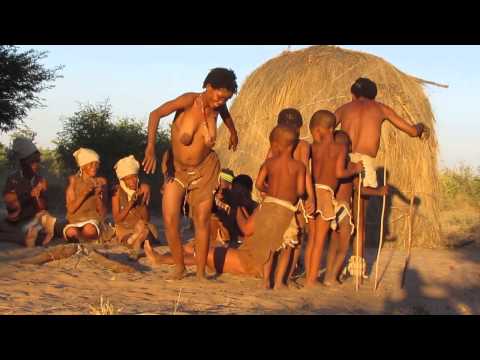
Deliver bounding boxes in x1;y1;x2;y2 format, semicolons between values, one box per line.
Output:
114;155;140;180
73;148;100;168
12;137;38;160
114;155;140;201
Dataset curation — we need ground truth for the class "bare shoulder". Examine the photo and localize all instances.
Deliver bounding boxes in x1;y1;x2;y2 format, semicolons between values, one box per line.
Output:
67;175;77;185
180;92;199;101
335;102;350;115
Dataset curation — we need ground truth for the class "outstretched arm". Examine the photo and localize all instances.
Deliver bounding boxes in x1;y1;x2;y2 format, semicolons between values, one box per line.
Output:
143;93;197;174
382;104;421;137
219;105;238;151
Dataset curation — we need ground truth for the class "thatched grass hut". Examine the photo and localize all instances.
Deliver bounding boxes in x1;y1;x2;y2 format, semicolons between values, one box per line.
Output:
216;45;443;248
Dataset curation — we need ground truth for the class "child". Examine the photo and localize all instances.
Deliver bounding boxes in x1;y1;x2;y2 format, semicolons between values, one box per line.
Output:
63;148;113;243
144;125;306;289
305;111;363;288
265;108;316;283
334;78;429;276
252;124;306;289
323;130;389;286
0;137;51;247
112;155;158;259
143;68;239;281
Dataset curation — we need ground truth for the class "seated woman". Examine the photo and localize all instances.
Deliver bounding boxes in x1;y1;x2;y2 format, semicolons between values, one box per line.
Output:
209;168;235;247
0;137;52;247
63;148;113;243
112;155;157;259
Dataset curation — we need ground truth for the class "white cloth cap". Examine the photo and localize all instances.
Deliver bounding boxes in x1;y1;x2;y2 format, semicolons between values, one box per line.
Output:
114;155;140;180
73;148;100;168
12;137;38;160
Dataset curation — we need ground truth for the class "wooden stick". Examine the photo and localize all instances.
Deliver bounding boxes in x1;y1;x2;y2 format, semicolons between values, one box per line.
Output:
355;176;363;292
401;194;415;288
374;159;388;292
412;76;449;88
19;244;78;265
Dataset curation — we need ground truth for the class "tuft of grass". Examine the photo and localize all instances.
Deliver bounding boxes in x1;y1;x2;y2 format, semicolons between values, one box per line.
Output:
89;295;122;315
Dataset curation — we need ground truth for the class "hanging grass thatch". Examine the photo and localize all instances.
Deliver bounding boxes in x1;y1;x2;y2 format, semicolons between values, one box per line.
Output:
216;45;443;248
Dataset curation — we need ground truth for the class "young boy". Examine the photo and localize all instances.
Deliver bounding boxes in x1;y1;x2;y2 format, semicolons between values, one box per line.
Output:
63;148;113;243
144;125;305;290
323;130;388;286
143;68;239;281
265;108;315;283
305;111;363;288
0;137;51;247
334;77;429;277
112;155;157;259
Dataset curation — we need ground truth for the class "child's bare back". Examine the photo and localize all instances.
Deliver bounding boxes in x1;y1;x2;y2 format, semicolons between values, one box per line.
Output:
311;140;346;191
261;156;305;205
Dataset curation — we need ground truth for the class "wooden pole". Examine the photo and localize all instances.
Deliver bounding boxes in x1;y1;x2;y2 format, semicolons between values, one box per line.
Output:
355;176;363;292
374;158;388;292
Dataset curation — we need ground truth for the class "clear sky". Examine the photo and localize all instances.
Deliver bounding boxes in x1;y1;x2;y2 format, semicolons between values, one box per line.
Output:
2;45;479;169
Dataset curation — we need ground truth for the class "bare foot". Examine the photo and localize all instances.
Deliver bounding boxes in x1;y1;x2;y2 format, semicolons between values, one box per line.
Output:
132;229;148;255
304;280;322;289
273;282;288;291
144;240;165;267
322;276;337;287
196;270;210;282
25;226;40;248
166;267;187;281
41;213;56;246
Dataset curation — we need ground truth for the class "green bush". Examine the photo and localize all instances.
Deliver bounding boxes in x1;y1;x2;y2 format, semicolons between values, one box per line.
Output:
440;164;480;209
53;101;170;212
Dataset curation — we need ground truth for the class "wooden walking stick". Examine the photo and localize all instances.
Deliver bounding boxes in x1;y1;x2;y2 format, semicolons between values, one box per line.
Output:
355;175;363;292
401;193;415;288
373;158;387;292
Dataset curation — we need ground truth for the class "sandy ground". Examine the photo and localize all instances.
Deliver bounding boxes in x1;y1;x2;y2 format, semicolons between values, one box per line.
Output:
1;232;479;315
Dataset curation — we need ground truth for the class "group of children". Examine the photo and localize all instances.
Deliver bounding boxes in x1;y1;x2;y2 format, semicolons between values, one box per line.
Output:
1;68;429;291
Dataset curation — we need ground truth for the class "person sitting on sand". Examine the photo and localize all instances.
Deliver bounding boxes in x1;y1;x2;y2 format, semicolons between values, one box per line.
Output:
0;137;53;247
112;155;157;259
304;111;363;288
334;77;429;279
144;173;259;269
145;125;306;291
63;148;113;243
143;67;239;281
209;168;235;247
